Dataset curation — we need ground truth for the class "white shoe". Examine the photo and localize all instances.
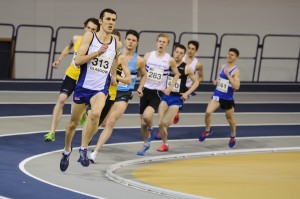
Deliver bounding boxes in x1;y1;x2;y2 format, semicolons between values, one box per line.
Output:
88;151;97;164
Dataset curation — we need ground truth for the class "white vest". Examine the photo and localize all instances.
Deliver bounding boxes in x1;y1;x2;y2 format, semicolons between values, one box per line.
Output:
77;33;117;91
144;51;171;91
183;54;198;87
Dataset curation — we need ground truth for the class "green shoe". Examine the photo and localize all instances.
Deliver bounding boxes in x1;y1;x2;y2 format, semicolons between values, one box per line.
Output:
79;114;86;125
44;132;55;142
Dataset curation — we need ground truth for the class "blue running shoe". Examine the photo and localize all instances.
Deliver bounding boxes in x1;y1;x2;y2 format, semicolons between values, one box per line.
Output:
79;148;90;167
199;129;213;142
137;144;150;156
154;132;161;140
229;136;236;148
60;148;72;172
147;128;154;142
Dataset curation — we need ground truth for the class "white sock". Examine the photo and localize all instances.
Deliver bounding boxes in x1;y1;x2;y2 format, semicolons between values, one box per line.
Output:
89;151;97;159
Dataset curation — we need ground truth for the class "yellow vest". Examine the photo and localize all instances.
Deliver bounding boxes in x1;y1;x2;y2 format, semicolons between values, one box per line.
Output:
65;36;82;80
108;66;123;100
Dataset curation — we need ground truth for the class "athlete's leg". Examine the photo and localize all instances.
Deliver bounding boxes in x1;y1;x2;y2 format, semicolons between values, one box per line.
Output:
50;93;68;133
137;107;154;156
99;100;115;128
159;105;179;144
65;102;86;152
81;110;90;144
204;99;220;131
141;106;155;143
94;101;128;153
225;107;236;137
81;92;106;148
158;101;169;143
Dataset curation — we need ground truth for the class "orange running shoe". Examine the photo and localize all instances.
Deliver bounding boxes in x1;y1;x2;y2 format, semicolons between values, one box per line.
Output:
173;111;179;124
157;144;169;152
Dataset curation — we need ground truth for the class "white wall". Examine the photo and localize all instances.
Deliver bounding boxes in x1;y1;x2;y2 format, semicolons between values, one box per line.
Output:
0;0;300;81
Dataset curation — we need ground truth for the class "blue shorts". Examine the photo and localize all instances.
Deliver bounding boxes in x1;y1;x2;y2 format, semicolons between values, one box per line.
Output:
161;94;183;108
73;86;108;105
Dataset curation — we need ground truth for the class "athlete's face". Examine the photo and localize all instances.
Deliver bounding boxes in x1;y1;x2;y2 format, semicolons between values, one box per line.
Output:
187;43;197;57
84;21;99;32
125;34;138;50
227;51;238;63
156;36;169;52
173;47;185;62
100;12;117;33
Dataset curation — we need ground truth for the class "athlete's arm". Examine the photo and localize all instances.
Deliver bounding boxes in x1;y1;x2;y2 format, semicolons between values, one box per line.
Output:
181;66;199;100
136;56;146;96
110;37;122;86
117;55;131;84
143;52;150;63
164;57;180;96
75;31;105;66
225;68;240;90
52;35;79;68
195;61;204;84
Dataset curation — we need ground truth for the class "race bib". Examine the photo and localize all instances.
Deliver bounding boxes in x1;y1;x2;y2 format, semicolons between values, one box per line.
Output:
216;77;229;93
147;67;163;83
118;71;128;87
89;55;112;74
167;76;181;92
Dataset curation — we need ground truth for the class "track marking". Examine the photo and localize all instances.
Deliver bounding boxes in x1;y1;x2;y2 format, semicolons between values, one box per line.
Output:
106;146;300;199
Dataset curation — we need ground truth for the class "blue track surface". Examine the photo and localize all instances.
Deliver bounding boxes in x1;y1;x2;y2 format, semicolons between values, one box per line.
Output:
1;103;300;116
1;89;299;199
1;125;300;199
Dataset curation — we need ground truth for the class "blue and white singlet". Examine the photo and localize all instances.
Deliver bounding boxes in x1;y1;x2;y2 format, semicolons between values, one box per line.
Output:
77;32;117;91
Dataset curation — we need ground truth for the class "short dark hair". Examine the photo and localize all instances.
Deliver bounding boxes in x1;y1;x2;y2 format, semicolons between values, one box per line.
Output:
174;44;186;54
188;40;199;51
84;18;100;32
229;48;239;57
99;8;117;20
125;29;139;41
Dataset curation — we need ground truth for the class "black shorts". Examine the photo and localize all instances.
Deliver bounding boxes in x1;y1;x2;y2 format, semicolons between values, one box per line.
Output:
139;88;162;114
115;90;133;102
60;75;76;97
219;98;235;110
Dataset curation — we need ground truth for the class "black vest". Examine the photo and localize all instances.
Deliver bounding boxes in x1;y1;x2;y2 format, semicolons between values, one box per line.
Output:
169;62;188;95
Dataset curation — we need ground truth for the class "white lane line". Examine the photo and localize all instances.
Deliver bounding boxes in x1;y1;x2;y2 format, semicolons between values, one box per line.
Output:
0;196;12;199
18;150;106;199
1;122;300;138
14;136;300;199
106;146;300;199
